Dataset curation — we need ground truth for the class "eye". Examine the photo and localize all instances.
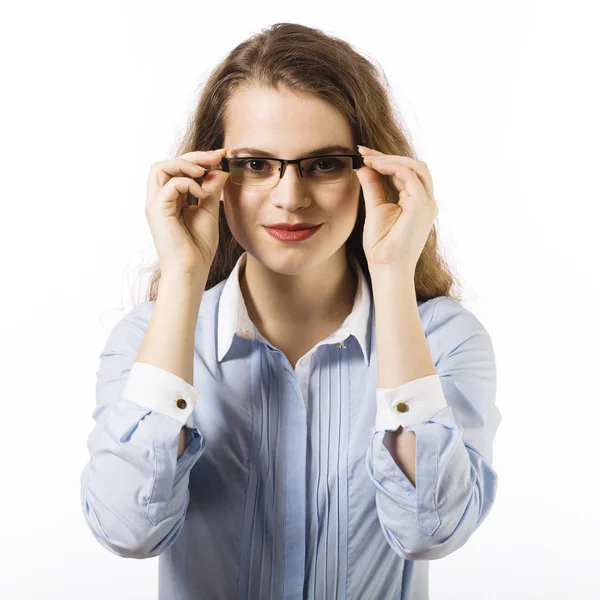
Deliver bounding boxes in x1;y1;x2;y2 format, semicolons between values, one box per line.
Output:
308;157;344;172
237;159;272;172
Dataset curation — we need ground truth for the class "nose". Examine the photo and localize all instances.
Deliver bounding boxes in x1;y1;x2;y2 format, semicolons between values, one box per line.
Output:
278;161;304;181
270;162;311;209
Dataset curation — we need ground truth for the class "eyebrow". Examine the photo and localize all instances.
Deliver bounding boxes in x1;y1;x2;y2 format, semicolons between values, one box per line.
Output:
228;144;356;158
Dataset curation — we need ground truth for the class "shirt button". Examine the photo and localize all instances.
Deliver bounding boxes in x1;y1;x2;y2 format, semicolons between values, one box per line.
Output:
395;402;409;413
176;398;188;410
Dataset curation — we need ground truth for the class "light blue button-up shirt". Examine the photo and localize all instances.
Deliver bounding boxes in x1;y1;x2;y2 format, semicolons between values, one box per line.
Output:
81;251;501;599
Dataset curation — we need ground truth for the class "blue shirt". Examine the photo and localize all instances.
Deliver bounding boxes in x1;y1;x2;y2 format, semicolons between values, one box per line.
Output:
80;251;501;599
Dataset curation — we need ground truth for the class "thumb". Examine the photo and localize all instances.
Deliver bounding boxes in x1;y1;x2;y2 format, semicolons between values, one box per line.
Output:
199;168;230;208
355;165;387;212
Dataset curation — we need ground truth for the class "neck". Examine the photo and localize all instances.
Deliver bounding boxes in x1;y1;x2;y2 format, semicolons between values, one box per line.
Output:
240;250;358;332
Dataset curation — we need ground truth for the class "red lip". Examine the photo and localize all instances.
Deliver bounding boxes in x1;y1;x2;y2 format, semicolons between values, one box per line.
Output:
265;224;322;242
265;223;321;231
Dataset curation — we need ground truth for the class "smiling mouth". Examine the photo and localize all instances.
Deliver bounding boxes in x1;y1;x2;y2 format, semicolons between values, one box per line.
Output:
264;224;323;241
265;224;322;231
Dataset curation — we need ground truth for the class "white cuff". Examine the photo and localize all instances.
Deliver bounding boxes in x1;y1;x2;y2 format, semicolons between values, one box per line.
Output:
121;362;199;428
375;374;448;431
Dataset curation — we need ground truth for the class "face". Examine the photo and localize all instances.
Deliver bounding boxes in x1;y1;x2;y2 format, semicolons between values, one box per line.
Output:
221;84;361;276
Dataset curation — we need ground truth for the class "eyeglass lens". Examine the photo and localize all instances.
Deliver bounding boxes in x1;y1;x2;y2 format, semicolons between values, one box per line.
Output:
228;156;354;186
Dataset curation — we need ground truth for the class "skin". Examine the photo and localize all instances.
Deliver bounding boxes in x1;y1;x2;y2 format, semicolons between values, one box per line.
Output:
220;85;361;364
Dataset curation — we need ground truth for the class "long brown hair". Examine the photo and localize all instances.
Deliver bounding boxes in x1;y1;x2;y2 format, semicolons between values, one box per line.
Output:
138;23;463;305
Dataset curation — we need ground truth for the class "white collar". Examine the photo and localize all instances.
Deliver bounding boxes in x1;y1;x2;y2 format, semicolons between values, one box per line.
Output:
216;251;372;366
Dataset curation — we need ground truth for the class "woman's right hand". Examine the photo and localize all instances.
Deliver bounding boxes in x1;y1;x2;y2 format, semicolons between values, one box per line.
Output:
145;148;230;278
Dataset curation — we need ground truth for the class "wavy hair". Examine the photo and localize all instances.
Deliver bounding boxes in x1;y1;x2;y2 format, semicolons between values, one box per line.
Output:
138;22;463;305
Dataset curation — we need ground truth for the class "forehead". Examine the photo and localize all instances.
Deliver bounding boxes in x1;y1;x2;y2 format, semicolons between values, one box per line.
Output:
223;85;354;153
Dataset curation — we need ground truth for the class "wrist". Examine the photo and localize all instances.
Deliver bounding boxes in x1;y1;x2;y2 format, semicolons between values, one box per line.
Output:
160;269;208;288
369;264;416;286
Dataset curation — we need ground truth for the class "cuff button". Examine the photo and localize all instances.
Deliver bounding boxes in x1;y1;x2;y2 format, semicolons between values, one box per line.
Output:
395;402;409;413
176;398;188;410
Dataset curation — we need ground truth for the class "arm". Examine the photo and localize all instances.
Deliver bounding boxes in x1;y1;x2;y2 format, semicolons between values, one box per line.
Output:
367;277;501;561
137;272;206;458
80;272;208;558
371;269;438;486
178;425;192;458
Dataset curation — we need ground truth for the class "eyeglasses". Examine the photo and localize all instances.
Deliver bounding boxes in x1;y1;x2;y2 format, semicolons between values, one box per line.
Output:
216;154;365;187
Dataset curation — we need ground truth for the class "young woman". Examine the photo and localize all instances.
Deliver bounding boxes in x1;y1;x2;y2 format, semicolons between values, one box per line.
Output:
80;22;501;600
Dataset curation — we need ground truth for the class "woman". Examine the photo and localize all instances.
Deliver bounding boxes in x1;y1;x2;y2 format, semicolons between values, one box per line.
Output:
80;22;501;600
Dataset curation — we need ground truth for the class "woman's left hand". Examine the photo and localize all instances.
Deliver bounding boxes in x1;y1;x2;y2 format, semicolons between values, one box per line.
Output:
354;145;439;275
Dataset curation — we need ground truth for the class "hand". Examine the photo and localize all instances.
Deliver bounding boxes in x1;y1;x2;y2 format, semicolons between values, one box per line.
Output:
354;145;438;275
145;148;230;278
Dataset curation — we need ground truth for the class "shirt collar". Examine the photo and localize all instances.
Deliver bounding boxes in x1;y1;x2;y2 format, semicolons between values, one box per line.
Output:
217;251;372;366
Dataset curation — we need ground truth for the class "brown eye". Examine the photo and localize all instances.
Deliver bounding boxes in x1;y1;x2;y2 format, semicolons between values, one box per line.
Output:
309;157;345;173
238;159;271;172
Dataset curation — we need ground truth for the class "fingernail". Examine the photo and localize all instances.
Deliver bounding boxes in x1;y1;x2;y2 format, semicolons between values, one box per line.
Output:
357;145;370;153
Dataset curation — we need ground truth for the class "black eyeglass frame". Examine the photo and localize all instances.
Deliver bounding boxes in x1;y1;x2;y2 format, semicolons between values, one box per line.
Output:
207;153;366;186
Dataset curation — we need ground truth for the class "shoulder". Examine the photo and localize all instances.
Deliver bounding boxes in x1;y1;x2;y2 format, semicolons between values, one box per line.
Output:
103;281;226;341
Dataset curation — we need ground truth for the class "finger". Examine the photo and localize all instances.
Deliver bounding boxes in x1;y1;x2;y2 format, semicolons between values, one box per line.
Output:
162;176;209;205
354;163;388;211
365;161;429;208
357;145;386;156
180;148;227;162
154;158;207;188
153;150;224;185
363;155;434;200
195;168;230;202
164;176;223;218
184;149;230;192
361;159;407;193
181;148;228;180
152;155;229;207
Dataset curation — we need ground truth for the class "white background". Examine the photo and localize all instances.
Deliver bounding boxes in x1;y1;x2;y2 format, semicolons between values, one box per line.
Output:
1;1;598;598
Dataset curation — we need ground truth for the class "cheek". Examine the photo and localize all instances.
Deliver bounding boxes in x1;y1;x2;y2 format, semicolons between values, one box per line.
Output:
320;180;360;210
334;187;361;220
222;190;262;237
